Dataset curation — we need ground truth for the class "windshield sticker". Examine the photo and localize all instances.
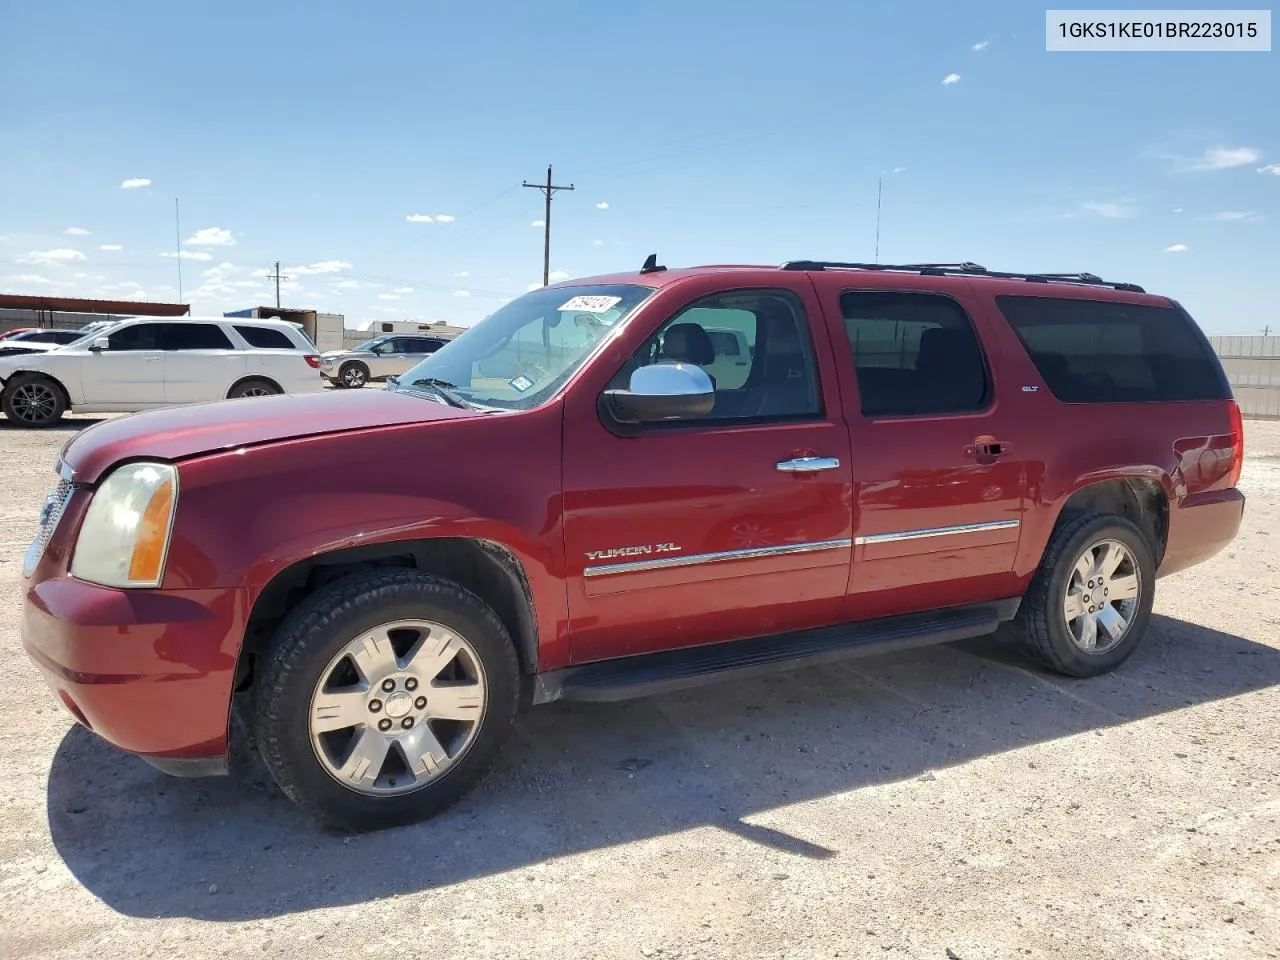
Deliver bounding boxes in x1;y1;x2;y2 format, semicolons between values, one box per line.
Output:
508;375;535;393
558;295;621;314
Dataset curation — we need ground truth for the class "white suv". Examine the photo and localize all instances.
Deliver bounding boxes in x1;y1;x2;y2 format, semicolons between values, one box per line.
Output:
0;316;324;428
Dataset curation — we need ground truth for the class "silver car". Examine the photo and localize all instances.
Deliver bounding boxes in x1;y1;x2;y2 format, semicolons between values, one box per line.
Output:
319;334;449;388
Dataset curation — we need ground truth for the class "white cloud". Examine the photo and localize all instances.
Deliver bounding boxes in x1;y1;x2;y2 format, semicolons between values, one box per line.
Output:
1082;201;1138;219
549;270;569;282
160;250;213;261
4;273;56;286
185;226;236;247
117;281;144;290
1257;163;1280;176
453;290;472;297
973;40;990;51
942;73;962;85
19;248;86;265
592;239;604;246
595;201;610;210
333;279;361;289
455;271;469;278
98;243;123;251
434;214;456;223
201;261;239;282
1185;146;1261;172
232;280;262;289
1164;243;1189;253
1172;208;1184;213
526;282;542;292
530;219;546;227
890;166;907;173
394;286;414;294
64;226;91;236
406;214;434;223
288;259;352;276
120;177;152;189
1207;211;1259;222
377;293;401;300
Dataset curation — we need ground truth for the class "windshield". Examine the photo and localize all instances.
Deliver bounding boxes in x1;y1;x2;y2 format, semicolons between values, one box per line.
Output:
398;283;654;410
353;335;392;352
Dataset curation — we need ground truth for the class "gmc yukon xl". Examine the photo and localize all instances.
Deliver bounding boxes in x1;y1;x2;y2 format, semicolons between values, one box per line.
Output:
20;257;1245;831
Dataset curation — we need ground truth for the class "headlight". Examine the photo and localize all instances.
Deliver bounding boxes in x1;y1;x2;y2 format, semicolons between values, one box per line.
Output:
70;462;178;588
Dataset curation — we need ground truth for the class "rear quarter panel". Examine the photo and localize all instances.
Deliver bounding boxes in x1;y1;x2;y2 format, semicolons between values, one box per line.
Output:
964;284;1238;582
161;404;572;668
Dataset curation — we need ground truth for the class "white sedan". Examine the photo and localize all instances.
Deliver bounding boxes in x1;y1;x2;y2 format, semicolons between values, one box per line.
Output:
0;316;325;428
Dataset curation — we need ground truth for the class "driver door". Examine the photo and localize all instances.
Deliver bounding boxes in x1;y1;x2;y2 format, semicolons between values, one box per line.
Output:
83;321;168;406
561;282;854;664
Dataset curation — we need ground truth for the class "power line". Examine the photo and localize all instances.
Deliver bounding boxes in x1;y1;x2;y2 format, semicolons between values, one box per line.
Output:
522;165;574;287
266;261;289;308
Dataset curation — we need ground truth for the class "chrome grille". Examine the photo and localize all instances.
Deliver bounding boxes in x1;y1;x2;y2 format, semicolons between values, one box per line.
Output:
23;477;74;577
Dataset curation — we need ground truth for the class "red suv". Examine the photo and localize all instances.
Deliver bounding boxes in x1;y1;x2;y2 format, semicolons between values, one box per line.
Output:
20;258;1245;831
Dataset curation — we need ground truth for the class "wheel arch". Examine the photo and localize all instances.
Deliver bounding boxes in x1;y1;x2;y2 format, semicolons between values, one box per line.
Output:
233;535;541;698
5;368;73;408
1036;471;1171;571
226;375;283;399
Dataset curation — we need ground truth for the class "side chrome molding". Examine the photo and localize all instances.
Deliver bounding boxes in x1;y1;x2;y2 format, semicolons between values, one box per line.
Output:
583;538;853;578
854;519;1020;546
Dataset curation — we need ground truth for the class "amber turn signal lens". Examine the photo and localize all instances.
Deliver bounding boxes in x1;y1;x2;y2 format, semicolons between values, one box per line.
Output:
127;478;175;583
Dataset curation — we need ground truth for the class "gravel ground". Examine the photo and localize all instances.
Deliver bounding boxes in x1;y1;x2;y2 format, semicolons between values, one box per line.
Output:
1;416;1278;960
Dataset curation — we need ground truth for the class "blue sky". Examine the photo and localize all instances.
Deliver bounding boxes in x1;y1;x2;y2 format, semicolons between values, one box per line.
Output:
1;1;1275;332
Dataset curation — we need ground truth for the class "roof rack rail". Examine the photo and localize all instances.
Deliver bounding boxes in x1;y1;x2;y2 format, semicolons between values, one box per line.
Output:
777;260;1144;293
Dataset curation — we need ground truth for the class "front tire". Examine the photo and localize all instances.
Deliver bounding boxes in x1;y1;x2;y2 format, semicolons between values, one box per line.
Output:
255;569;521;832
1013;512;1155;678
1;373;67;428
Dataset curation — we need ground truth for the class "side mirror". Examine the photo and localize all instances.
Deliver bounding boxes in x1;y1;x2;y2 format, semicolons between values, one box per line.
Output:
602;363;715;426
90;337;110;352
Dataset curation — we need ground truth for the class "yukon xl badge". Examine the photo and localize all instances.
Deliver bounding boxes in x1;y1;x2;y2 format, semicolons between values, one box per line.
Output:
585;542;681;562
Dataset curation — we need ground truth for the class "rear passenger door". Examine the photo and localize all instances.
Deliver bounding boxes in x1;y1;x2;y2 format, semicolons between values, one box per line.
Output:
160;322;246;403
823;283;1029;621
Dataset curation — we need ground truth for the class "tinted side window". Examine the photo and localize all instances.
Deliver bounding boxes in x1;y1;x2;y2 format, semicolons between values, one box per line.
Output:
995;296;1232;404
840;292;989;417
610;290;820;422
235;325;294;349
108;323;162;351
160;323;234;350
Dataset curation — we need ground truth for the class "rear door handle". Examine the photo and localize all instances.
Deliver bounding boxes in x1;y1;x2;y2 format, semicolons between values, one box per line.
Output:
777;456;841;473
964;436;1010;459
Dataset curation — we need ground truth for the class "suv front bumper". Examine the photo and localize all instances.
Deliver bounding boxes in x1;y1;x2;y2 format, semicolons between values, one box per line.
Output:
22;575;247;775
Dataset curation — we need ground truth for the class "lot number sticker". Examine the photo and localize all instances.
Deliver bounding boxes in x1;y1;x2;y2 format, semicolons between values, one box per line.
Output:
558;295;621;314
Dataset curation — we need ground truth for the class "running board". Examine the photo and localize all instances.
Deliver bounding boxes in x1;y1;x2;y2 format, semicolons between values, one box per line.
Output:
534;598;1021;704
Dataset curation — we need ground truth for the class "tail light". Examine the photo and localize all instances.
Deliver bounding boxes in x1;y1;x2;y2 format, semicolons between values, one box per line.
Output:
1226;399;1244;488
304;354;322;369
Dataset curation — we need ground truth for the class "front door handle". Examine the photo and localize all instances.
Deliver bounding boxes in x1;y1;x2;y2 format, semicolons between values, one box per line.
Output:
777;456;841;473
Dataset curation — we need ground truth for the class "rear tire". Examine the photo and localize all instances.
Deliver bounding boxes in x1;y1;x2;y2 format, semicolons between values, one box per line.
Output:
1013;512;1155;677
2;373;67;428
339;362;369;389
228;378;282;399
254;569;521;832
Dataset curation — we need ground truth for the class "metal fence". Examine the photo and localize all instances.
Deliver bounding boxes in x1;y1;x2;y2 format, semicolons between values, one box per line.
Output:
1209;335;1280;419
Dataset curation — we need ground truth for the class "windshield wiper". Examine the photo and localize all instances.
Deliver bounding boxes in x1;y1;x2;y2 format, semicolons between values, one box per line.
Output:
406;377;470;409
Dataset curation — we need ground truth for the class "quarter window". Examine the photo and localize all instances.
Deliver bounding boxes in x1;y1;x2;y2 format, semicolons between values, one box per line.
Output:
840;291;990;417
234;325;295;349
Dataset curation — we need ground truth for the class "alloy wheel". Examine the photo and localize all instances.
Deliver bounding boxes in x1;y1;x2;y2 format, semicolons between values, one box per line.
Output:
10;382;58;425
308;619;487;796
1062;539;1142;654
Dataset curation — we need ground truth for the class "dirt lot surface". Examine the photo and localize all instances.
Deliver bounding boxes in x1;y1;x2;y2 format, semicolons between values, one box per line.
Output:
1;416;1278;960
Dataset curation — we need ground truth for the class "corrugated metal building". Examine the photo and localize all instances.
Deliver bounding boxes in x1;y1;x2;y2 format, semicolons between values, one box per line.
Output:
0;294;190;335
1209;335;1280;419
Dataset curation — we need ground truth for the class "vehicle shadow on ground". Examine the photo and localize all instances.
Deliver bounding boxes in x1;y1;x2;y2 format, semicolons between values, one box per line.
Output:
46;614;1280;921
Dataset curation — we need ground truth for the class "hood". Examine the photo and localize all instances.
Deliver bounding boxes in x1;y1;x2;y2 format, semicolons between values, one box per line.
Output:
60;388;477;484
321;349;365;360
0;342;56;362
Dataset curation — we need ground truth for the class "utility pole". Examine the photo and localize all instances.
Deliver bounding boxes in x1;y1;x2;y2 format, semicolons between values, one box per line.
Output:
522;165;574;286
266;261;289;308
874;175;883;264
174;198;184;303
1263;324;1272;337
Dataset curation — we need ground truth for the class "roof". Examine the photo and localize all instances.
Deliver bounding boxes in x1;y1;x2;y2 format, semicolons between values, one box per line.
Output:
0;294;190;316
553;260;1165;304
